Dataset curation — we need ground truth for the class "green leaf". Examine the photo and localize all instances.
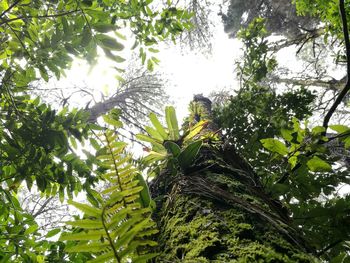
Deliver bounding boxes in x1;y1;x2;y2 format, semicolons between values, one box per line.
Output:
330;252;347;263
24;224;38;235
148;48;159;53
149;112;167;139
183;120;208;142
288;156;298;169
81;26;92;47
59;186;64;203
115;219;149;249
39;66;49;82
260;138;288;156
103;115;123;127
115;31;127;40
344;137;350;149
163;141;181;157
312;126;325;136
136;173;151;208
89;123;105;130
177;140;202;170
145;126;164;141
68;200;101;217
133;253;159;263
147;59;154;71
143;151;167;163
90;138;101;150
45;228;61;238
103;49;126;63
65;219;103;229
87;251;114;263
307;156;332;172
106;207;130;229
165;106;179;140
97;34;124;51
136;134;163;147
329;125;350;133
59;230;106;241
92;23;118;33
70;137;77;149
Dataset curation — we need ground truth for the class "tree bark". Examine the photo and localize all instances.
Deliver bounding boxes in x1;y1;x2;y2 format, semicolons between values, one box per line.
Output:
151;143;317;262
150;96;318;262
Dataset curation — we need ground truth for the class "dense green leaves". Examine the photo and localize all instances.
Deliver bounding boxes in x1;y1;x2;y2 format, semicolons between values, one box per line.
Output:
0;0;350;262
60;130;158;262
0;0;193;261
0;0;191;85
138;107;208;175
213;11;350;261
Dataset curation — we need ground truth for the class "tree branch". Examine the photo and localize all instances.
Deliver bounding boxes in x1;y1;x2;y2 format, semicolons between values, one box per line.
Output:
322;0;350;130
0;9;79;27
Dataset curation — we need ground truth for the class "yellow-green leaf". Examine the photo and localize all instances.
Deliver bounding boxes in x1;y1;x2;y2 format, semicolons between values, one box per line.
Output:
165;106;179;140
183;120;208;141
149;112;167;139
68;200;101;217
329;125;350;133
307;156;332;172
65;219;103;229
59;230;106;241
46;228;61;238
87;251;115;263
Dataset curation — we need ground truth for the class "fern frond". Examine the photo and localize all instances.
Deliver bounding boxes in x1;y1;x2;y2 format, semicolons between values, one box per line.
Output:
60;130;158;263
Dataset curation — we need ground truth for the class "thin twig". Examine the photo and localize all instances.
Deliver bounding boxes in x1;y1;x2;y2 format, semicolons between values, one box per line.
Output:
0;0;22;20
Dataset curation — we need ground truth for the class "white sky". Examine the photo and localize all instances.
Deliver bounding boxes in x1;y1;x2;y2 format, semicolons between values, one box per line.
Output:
60;7;241;122
59;3;345;125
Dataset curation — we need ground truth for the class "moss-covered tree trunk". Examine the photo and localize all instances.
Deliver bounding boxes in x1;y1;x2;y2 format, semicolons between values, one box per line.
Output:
150;96;318;262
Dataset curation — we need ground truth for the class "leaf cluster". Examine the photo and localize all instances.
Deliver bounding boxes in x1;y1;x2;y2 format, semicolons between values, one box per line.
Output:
214;12;350;261
59;130;158;262
0;1;193;261
137;106;208;177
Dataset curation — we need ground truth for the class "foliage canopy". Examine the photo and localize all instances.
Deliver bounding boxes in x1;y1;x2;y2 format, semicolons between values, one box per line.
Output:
1;0;350;262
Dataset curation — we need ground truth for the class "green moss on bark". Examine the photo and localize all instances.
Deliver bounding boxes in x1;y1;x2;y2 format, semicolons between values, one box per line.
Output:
155;193;316;262
151;142;318;262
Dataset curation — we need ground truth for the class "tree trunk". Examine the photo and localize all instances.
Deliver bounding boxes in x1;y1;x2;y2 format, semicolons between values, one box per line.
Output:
151;144;317;262
150;96;318;262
